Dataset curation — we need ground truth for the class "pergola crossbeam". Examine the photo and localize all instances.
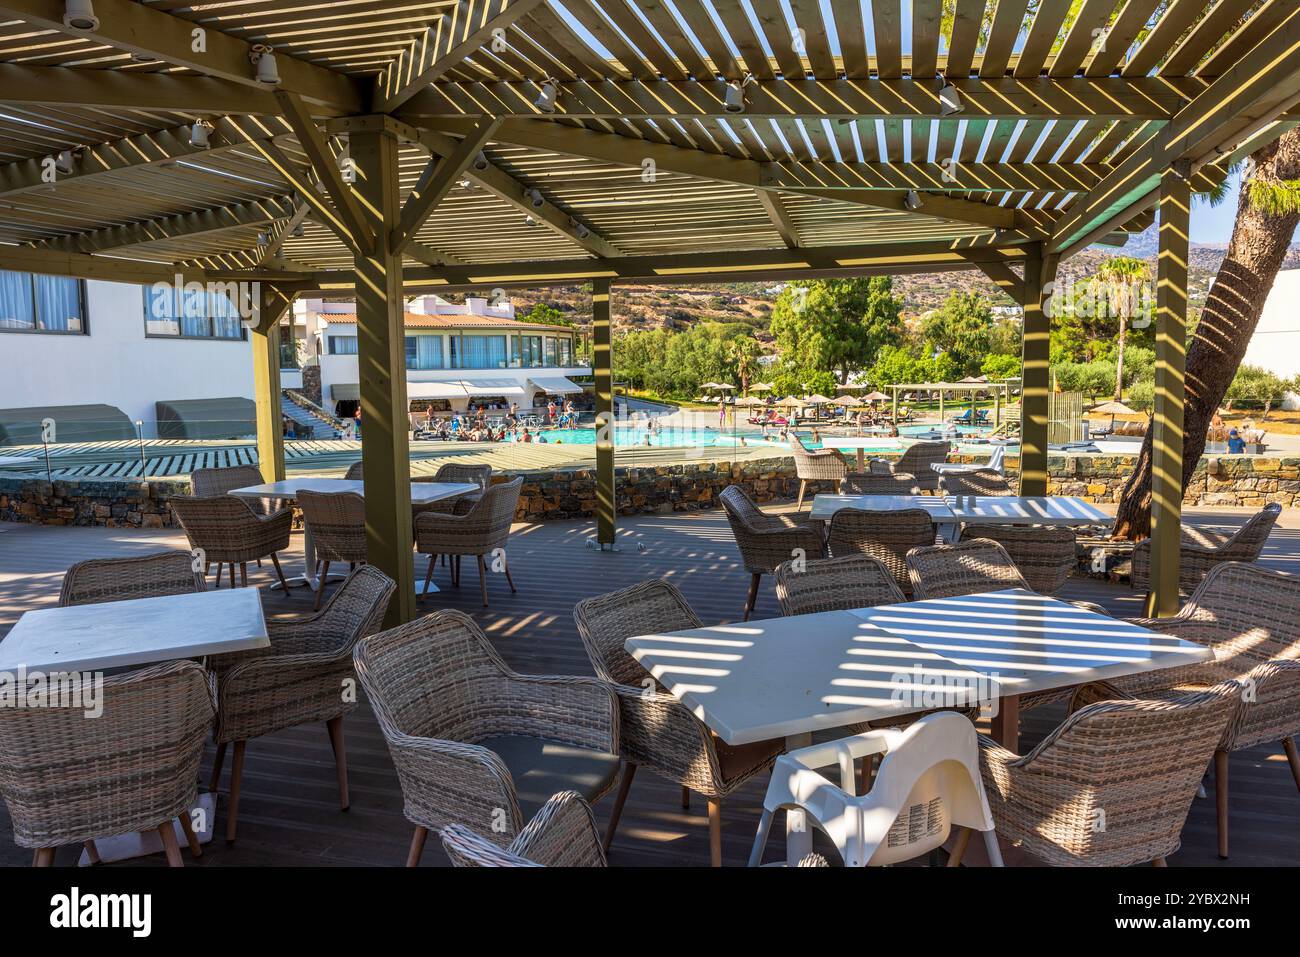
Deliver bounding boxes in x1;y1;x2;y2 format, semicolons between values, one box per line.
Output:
756;191;801;248
392;118;501;256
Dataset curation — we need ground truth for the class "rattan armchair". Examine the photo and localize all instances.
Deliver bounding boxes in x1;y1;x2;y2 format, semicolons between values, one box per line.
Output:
978;683;1238;866
719;484;825;619
959;524;1077;595
207;565;395;844
441;791;606;867
907;538;1030;599
344;461;364;480
1130;503;1281;593
59;550;203;606
939;468;1013;496
414;476;522;607
826;507;935;596
574;579;781;866
0;659;214;866
1103;563;1300;858
839;471;922;495
191;464;271;515
775;553;905;616
416;462;493;516
353;609;620;866
170;494;293;593
789;435;848;510
298;490;367;611
872;440;950;493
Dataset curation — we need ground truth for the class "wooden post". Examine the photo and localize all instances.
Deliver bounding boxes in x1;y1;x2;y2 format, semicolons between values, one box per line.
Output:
251;285;292;482
592;277;615;546
353;125;415;624
994;387;1001;430
1019;249;1052;495
1146;169;1191;617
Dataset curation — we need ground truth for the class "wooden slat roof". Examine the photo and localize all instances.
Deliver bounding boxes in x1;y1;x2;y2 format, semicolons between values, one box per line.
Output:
0;0;1295;279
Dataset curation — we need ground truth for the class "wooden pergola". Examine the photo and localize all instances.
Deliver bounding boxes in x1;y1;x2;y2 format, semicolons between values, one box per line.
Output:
3;0;1298;623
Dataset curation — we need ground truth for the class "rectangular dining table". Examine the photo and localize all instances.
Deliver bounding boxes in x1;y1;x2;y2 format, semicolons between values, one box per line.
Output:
808;493;956;523
625;590;1211;862
229;478;479;592
820;437;903;470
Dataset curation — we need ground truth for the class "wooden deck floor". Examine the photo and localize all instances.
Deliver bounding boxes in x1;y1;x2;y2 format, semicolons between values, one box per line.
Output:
1;505;1298;867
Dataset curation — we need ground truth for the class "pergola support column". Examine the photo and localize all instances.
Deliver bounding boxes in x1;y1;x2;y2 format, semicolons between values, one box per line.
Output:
1018;249;1053;495
592;278;615;547
252;284;295;482
353;126;415;624
1146;170;1191;617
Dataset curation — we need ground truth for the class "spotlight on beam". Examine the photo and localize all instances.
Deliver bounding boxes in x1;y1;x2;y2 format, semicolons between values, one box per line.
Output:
938;80;964;116
256;232;269;247
571;218;591;240
535;79;559;114
904;190;924;211
523;214;538;227
251;45;280;85
725;75;754;114
189;120;211;149
55;150;76;176
527;188;545;209
63;0;99;32
472;151;490;171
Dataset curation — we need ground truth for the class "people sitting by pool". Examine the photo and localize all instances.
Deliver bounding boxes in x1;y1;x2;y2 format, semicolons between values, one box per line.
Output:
1227;428;1246;454
521;428;533;443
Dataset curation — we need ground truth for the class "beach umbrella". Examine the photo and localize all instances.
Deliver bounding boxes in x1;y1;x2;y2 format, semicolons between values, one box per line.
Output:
863;391;890;402
1089;400;1136;416
803;393;834;405
735;395;763;407
775;396;804;408
749;382;774;393
839;395;864;407
701;381;735;391
836;382;868;392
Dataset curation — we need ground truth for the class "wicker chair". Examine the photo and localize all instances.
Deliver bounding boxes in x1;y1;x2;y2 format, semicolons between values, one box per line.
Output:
59;550;203;606
939;468;1013;497
906;538;1030;599
207;565;395;844
978;682;1239;866
1101;562;1300;858
719;485;825;620
775;554;905;616
0;660;215;866
191;464;271;515
414;476;522;607
170;494;293;593
573;579;781;866
872;440;950;493
441;791;607;867
352;609;620;866
839;471;922;495
344;461;364;481
298;490;367;611
959;524;1077;595
1130;503;1281;593
416;462;493;517
789;435;848;510
826;508;935;596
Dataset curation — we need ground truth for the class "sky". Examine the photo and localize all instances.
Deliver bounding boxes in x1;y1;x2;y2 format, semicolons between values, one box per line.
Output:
1191;172;1242;245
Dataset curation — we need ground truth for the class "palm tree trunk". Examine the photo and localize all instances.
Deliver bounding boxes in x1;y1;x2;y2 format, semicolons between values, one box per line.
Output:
1113;316;1127;401
1114;129;1300;538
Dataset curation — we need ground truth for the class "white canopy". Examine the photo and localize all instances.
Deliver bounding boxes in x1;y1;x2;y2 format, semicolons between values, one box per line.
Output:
407;382;468;401
461;378;527;397
528;376;584;395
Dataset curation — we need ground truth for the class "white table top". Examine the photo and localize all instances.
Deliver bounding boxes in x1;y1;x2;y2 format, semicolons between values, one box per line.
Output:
809;494;956;522
230;479;479;505
943;495;1109;526
626;589;1212;745
848;589;1212;699
0;589;269;673
624;610;988;745
821;437;903;450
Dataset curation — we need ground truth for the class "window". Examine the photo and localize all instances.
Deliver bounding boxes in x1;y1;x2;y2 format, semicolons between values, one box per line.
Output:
0;271;86;334
544;337;558;366
143;284;244;340
461;335;507;368
405;335;443;370
557;338;573;366
329;335;358;355
520;335;543;367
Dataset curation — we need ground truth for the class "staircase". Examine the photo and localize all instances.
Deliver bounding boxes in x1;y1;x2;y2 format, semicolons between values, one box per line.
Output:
280;391;346;440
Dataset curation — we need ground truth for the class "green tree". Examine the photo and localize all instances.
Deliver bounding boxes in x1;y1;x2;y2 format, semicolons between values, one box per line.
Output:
769;277;903;385
981;353;1021;380
1096;256;1152;400
920;290;994;376
522;301;572;326
1225;364;1289;419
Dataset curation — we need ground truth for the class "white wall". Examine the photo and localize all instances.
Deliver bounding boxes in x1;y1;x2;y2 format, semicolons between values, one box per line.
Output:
0;279;254;433
1246;269;1300;379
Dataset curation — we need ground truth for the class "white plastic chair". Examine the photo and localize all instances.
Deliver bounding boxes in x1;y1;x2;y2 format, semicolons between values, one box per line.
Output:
985;443;1006;474
748;712;1003;867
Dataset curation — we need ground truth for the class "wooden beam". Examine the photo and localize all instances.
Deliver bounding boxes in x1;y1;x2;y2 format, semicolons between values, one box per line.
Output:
0;64;289;114
399;77;1206;123
252;285;295;483
1146;168;1190;617
755;191;801;248
1053;6;1300;254
0;0;361;113
375;0;546;113
258;204;312;265
34;195;299;254
352;125;415;626
592;277;615;546
763;160;1111;193
393;118;501;256
0;245;204;284
1019;247;1052;496
276;92;375;254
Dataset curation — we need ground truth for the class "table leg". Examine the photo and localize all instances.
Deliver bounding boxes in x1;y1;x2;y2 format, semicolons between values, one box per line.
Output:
784;732;813;866
938;521;960;543
991;694;1020;753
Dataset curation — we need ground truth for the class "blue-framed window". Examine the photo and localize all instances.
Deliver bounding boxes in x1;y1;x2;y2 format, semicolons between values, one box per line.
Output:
405;335;443;370
329;335;359;355
0;271;86;334
460;335;507;368
143;284;244;340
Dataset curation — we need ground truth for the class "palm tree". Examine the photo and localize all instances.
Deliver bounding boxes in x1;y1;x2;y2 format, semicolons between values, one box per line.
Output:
1096;256;1152;401
732;338;759;396
1114;129;1300;538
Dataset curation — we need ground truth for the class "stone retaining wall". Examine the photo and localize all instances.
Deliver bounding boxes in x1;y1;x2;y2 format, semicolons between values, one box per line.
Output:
4;452;1299;528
